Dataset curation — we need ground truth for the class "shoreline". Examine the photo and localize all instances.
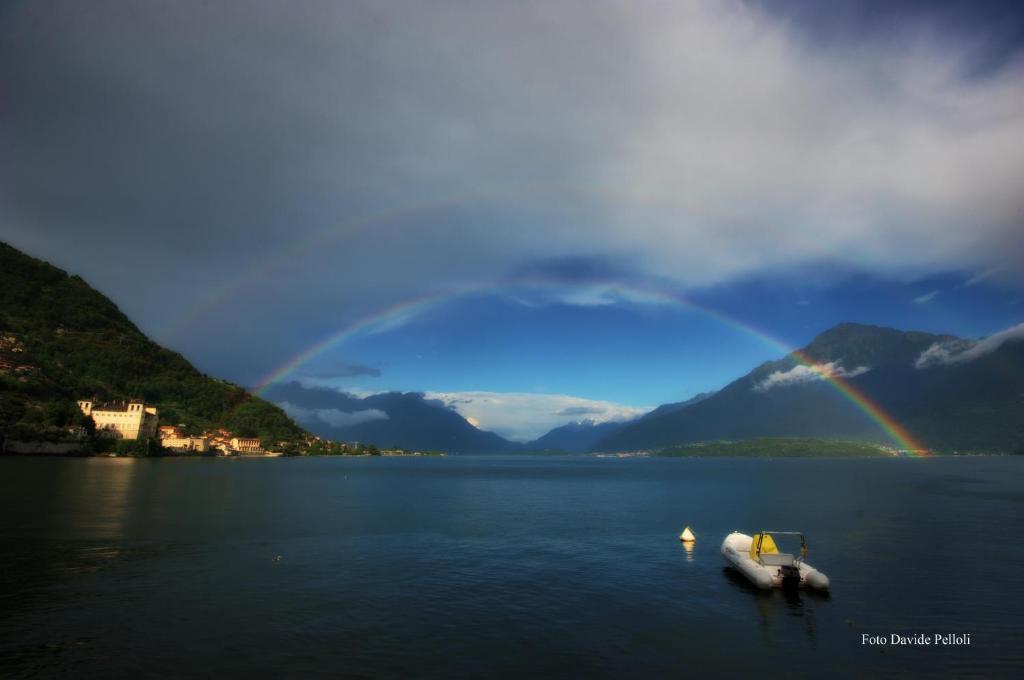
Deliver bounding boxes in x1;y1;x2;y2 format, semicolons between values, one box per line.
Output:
1;450;1014;460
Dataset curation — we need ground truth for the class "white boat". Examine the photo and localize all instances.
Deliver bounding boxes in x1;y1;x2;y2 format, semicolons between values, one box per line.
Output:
721;531;830;591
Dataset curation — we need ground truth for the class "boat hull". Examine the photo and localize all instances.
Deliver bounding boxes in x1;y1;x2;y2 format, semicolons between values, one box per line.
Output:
721;532;830;591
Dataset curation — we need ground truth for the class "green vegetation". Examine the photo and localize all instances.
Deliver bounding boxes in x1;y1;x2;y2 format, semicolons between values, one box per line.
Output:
93;437;164;457
653;437;893;458
0;242;304;448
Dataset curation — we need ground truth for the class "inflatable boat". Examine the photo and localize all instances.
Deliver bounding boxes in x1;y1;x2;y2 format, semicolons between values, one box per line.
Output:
721;531;830;591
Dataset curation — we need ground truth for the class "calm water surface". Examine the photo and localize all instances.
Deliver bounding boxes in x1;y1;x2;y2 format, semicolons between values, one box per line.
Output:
2;455;1023;678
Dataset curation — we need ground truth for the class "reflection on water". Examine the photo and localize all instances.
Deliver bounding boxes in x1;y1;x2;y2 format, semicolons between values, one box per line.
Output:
47;458;139;577
60;457;137;541
1;455;1022;678
721;566;824;645
0;458;141;677
1;458;141;590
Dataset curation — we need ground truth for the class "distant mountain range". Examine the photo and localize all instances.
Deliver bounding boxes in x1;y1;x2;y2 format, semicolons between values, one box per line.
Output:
264;384;715;454
268;323;1024;454
4;241;1021;455
596;323;1023;453
523;419;631;453
264;382;518;453
525;392;715;453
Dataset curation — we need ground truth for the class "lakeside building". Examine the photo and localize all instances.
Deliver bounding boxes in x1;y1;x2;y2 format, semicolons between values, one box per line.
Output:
77;399;158;440
73;405;275;455
230;437;262;453
158;426;210;453
163;436;209;452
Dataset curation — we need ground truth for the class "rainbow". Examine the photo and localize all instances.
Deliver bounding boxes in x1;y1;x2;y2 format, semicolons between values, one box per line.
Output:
158;199;470;342
158;187;835;343
152;189;907;451
254;285;476;393
253;277;929;455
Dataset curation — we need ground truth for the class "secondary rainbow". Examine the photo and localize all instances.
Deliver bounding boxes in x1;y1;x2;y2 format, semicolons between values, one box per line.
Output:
253;277;930;455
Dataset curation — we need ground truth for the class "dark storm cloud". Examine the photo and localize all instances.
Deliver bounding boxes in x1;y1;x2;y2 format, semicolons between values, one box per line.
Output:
511;256;637;286
326;363;381;378
753;0;1024;75
554;406;605;417
2;0;1023;383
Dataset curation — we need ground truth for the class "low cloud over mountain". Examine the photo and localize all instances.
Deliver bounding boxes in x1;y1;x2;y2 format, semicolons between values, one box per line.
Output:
597;322;1024;453
264;382;517;453
915;322;1024;368
754;362;870;392
277;402;388;429
425;391;648;442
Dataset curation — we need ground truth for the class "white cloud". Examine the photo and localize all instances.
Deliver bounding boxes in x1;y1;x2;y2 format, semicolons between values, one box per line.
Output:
754;362;870;391
960;266;1006;288
915;321;1024;368
913;290;941;304
550;286;671;307
424;391;649;442
277;401;388;428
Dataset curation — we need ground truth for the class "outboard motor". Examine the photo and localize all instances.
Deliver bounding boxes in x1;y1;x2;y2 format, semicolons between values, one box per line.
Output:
779;564;801;590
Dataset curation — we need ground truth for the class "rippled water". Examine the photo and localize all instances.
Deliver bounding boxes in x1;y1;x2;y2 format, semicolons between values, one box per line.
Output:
2;455;1022;678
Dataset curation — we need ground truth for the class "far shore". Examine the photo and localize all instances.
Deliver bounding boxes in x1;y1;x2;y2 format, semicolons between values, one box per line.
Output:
508;437;1017;458
5;435;1020;460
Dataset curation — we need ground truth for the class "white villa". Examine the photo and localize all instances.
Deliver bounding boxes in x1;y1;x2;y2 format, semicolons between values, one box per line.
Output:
77;399;158;440
230;437;263;453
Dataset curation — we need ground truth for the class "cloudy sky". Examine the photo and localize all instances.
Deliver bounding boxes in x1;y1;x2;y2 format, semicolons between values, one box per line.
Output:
2;0;1023;438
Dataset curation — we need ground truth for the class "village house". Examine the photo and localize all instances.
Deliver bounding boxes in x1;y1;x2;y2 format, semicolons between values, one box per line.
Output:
229;437;263;454
163;436;209;452
71;413;266;455
158;425;209;453
77;399;158;440
206;434;232;454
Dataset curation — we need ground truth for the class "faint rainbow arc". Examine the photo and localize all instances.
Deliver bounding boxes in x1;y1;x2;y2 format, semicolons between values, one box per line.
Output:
253;278;929;455
254;285;477;394
158;198;472;342
159;186;838;343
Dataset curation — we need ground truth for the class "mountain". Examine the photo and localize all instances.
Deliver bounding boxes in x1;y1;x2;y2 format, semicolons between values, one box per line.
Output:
596;323;1024;453
0;242;304;445
6;239;1020;455
636;391;715;421
264;381;519;453
524;392;715;452
524;419;631;453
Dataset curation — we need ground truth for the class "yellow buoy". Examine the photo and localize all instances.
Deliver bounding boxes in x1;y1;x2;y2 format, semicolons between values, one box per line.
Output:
679;526;696;542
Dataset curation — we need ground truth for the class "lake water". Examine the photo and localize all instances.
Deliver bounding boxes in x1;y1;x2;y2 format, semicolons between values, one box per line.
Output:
2;455;1023;678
